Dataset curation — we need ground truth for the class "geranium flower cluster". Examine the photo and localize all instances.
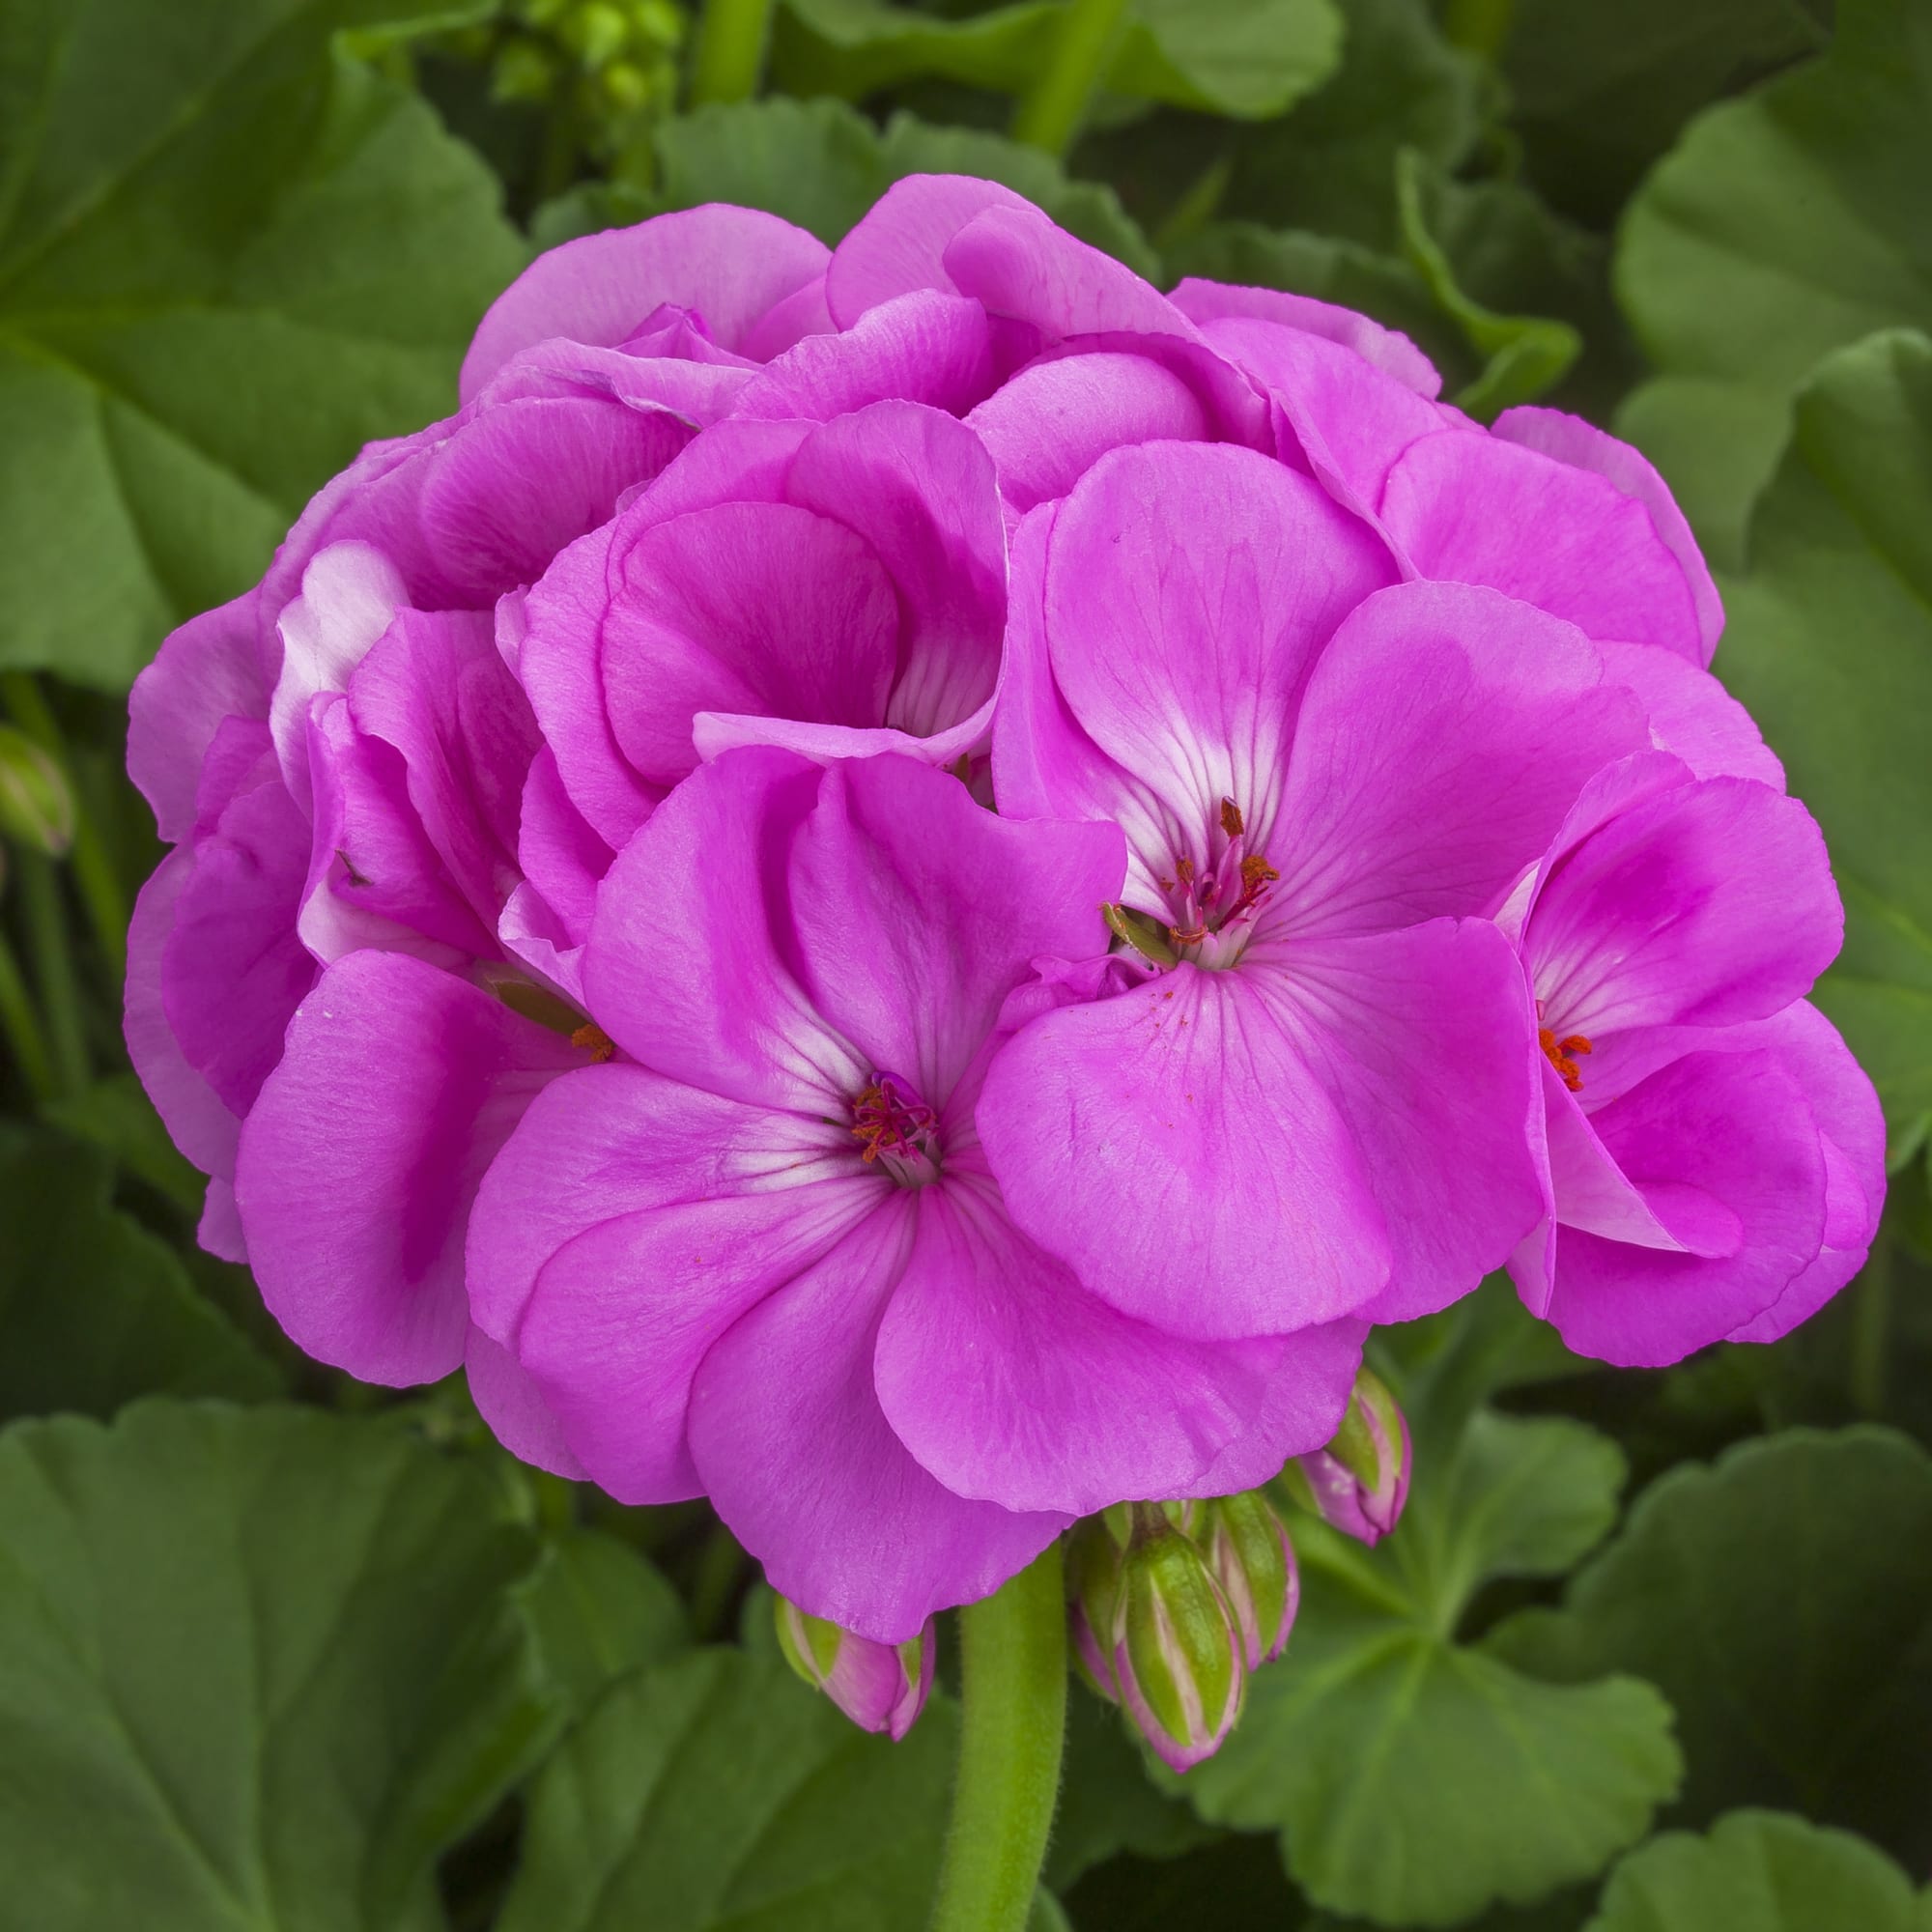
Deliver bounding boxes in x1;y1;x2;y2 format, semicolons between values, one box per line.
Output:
128;177;1883;1698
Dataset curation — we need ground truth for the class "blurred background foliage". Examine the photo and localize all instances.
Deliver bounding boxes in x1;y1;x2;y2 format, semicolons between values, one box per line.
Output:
1;0;1929;1925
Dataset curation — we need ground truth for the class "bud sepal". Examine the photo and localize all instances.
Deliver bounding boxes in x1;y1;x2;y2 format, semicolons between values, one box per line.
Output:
1202;1491;1299;1669
1284;1367;1411;1547
776;1596;934;1740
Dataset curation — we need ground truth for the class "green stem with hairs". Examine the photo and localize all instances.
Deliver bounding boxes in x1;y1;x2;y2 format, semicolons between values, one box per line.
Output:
687;0;777;104
1009;0;1130;157
927;1542;1067;1932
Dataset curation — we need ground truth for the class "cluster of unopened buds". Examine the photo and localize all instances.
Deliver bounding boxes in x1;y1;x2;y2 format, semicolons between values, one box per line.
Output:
780;1370;1409;1770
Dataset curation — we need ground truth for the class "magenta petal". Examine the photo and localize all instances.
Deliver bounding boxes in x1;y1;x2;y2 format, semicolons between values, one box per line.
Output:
1543;1047;1831;1366
965;350;1214;514
234;952;582;1383
1603;640;1784;786
785;754;1122;1108
1527;771;1840;1037
600;501;900;788
1252;922;1545;1322
1179;1319;1369;1497
688;1202;1071;1642
1271;582;1647;936
584;748;864;1110
462;206;831;398
1493;406;1723;665
516;746;614;949
736;291;1000;421
1726;1002;1886;1344
826;174;1038;327
466;1328;586;1481
1380;429;1706;658
128;591;268;843
874;1160;1290;1514
1042;442;1395;831
978;964;1389;1341
1169;278;1442;397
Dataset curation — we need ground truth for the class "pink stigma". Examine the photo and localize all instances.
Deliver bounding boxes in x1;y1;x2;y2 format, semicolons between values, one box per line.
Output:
850;1074;940;1185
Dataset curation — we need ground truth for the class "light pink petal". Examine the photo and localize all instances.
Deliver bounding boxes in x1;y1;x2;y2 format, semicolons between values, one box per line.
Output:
1170;278;1443;397
198;1179;247;1264
269;541;410;813
874;1158;1291;1514
234;952;582;1384
516;746;614;949
1042;440;1396;846
1527;772;1840;1037
693;695;995;773
688;1200;1071;1642
1250;921;1546;1323
1270;582;1648;937
977;964;1390;1341
1380;429;1706;659
466;1328;587;1481
826;173;1039;327
600;501;900;788
1540;1046;1831;1366
735;291;1000;421
462;206;832;398
965;350;1213;514
583;748;867;1112
128;591;268;843
1602;639;1784;785
786;402;1009;737
1494;406;1723;665
784;754;1122;1109
1179;1318;1369;1496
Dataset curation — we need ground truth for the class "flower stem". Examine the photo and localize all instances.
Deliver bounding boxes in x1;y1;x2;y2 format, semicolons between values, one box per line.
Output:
687;0;776;105
12;847;88;1101
927;1542;1068;1932
1;672;129;981
0;924;54;1103
1009;0;1131;157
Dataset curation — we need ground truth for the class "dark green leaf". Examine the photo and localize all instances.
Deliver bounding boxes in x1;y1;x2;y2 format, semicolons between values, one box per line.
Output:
1714;329;1932;1158
1614;0;1932;562
1492;1428;1932;1871
1584;1810;1931;1932
516;1525;690;1719
497;1646;961;1931
0;1400;551;1930
43;1070;206;1215
1065;1833;1306;1930
0;1125;281;1420
0;0;526;690
1179;1305;1677;1928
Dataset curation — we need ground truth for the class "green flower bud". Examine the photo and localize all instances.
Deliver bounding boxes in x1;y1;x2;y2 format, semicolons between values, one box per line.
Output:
1202;1491;1298;1669
1282;1367;1411;1547
0;725;74;858
775;1595;934;1741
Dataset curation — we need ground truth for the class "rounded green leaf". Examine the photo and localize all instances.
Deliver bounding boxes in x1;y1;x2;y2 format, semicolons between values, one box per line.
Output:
1585;1811;1929;1932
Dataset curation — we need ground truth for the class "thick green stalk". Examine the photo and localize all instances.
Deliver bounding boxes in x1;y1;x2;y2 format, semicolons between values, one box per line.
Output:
1;672;128;980
1009;0;1130;157
928;1542;1068;1932
0;924;54;1102
687;0;777;104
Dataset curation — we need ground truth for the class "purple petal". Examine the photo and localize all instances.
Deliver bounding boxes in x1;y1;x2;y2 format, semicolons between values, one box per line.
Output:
1170;278;1443;397
234;952;582;1383
873;1156;1290;1514
467;1327;586;1481
688;1200;1071;1642
1268;582;1647;937
784;753;1122;1111
1178;1319;1369;1496
1603;640;1784;785
128;591;269;843
977;964;1390;1341
516;746;614;950
1540;1046;1831;1365
1379;429;1707;658
1526;767;1840;1037
1248;921;1545;1323
1493;406;1722;665
826;174;1039;327
462;206;832;400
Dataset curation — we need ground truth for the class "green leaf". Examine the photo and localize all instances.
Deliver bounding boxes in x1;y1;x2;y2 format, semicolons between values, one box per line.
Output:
1614;0;1932;562
0;1400;553;1930
516;1525;690;1719
1179;1308;1678;1928
43;1070;207;1216
1584;1811;1930;1932
1502;0;1827;226
497;1646;962;1930
1064;1833;1307;1930
771;0;1342;122
1713;330;1932;1159
579;98;1157;275
1219;0;1488;249
0;0;526;691
1492;1428;1932;1872
0;1125;281;1421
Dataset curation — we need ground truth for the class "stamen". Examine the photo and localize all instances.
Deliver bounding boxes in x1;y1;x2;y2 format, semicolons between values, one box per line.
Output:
850;1076;939;1172
1220;798;1245;838
1539;1027;1593;1093
572;1022;617;1064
